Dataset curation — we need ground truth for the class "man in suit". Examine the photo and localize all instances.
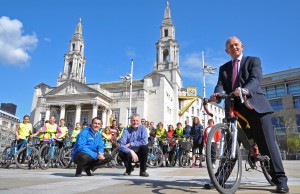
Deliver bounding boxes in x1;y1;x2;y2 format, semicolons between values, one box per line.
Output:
210;36;289;193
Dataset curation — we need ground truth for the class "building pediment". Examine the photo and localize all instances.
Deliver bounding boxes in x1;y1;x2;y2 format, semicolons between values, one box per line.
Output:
45;80;101;97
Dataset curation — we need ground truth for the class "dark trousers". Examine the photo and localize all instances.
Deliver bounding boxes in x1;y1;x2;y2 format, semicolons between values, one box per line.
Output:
119;145;149;172
238;105;287;185
211;142;217;164
74;152;112;171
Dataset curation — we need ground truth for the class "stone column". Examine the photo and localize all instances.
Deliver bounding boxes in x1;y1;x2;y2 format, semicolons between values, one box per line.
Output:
92;102;98;118
45;105;50;121
60;104;66;120
102;107;107;127
75;103;81;123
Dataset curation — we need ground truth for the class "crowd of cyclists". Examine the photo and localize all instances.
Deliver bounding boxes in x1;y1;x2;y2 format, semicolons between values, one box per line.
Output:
1;114;219;170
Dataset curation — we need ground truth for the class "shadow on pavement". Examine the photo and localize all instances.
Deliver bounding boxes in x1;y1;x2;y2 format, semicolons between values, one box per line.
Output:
112;177;211;193
51;172;123;177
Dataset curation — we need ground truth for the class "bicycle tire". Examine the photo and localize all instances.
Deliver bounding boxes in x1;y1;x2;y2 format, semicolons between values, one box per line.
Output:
179;151;191;168
15;146;39;169
261;162;276;186
58;146;73;169
206;123;242;194
38;144;51;170
110;148;125;169
1;146;13;168
50;146;60;168
147;146;164;168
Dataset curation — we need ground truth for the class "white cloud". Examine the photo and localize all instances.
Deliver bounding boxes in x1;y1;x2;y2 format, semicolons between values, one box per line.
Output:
0;16;38;67
181;50;228;86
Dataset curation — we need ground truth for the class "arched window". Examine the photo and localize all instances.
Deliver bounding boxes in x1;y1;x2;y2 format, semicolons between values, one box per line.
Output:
68;62;73;78
163;49;169;62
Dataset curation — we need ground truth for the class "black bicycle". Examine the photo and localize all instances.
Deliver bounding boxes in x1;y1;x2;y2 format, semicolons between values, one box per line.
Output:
203;88;274;194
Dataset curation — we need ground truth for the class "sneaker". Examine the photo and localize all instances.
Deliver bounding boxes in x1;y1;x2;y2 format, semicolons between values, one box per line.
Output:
190;163;196;168
212;164;216;169
123;166;134;176
140;171;149;177
75;168;82;177
199;163;203;168
123;172;130;176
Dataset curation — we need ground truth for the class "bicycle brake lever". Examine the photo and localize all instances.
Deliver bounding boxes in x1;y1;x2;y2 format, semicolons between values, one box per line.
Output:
238;87;244;104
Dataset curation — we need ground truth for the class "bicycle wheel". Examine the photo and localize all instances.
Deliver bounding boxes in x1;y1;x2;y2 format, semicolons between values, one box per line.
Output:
206;123;242;194
59;146;73;169
169;150;177;167
15;146;39;169
1;146;13;168
111;148;125;169
261;162;276;186
147;146;164;168
179;151;191;168
38;144;51;170
51;146;60;168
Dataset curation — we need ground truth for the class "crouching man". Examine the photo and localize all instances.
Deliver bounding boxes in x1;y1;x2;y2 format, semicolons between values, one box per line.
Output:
118;114;149;177
72;117;111;177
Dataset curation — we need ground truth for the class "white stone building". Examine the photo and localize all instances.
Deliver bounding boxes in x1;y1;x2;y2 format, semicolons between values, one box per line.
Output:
30;3;224;131
0;110;20;152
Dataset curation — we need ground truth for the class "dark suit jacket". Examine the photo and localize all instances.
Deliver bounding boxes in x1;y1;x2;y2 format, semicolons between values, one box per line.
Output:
214;55;273;114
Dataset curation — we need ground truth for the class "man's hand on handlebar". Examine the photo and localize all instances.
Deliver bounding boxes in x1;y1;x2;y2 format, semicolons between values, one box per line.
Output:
209;93;219;102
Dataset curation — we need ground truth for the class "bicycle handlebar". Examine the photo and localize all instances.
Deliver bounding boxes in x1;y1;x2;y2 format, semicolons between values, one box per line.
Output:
203;87;253;117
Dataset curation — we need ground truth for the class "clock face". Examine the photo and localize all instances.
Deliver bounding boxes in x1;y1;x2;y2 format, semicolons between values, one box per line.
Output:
189;89;195;95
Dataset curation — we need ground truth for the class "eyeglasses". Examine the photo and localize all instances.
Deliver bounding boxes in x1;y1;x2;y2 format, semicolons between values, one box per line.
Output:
93;123;102;125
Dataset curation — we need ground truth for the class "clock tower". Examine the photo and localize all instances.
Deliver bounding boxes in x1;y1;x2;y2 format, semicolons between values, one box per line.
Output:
57;18;86;86
154;1;182;123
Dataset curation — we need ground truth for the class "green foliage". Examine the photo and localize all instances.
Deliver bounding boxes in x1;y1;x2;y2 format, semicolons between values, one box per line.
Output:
287;134;300;153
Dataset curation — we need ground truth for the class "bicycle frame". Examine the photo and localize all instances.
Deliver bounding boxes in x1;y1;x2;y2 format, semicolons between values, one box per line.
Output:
12;139;28;157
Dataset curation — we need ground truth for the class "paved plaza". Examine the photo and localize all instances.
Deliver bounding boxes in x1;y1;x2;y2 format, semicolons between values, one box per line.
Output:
0;160;299;194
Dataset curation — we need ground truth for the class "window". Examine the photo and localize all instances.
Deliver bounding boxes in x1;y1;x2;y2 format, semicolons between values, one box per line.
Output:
192;107;194;115
164;29;168;37
40;112;45;125
197;109;200;116
72;43;75;51
296;114;300;132
97;110;102;120
271;116;285;133
80;111;89;124
112;109;120;123
264;84;285;99
269;99;283;111
130;107;137;115
66;111;75;131
287;82;300;95
294;97;300;108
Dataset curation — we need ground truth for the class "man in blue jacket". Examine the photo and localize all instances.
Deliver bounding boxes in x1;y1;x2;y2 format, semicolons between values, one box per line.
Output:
72;117;111;177
118;114;149;177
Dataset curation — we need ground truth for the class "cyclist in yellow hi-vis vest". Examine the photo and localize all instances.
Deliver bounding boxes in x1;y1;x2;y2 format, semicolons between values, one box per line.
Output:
71;122;81;148
36;115;62;144
15;115;33;149
57;118;69;149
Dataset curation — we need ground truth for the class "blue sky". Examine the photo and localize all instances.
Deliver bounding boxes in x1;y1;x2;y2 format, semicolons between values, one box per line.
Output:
1;0;300;119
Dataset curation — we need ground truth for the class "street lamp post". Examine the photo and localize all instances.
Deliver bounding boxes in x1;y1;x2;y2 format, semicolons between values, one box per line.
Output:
120;59;134;127
128;59;133;126
202;51;216;128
